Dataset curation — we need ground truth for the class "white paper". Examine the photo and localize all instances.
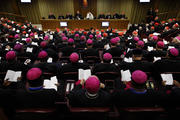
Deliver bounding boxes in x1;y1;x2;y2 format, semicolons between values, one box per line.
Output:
43;76;58;91
43;80;51;89
124;57;133;63
34;35;38;38
121;70;131;82
163;40;168;45
4;70;21;82
26;47;33;52
5;47;9;51
78;69;84;80
22;38;26;41
13;72;21;82
153;33;161;36
78;60;83;63
161;74;173;85
26;34;29;37
23;25;27;28
110;59;114;63
78;69;91;80
50;35;53;40
4;70;14;81
39;36;43;39
168;46;175;50
148;46;154;51
31;42;38;46
154;57;161;62
51;76;58;85
47;57;53;63
106;44;110;50
16;30;20;33
143;38;148;43
24;59;31;65
128;37;132;40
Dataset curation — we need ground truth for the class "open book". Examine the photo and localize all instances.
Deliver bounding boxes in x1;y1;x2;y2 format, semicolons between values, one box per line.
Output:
148;46;154;52
43;76;58;91
26;47;33;53
78;69;91;81
4;70;22;82
105;44;110;50
31;42;38;46
143;38;148;43
47;57;53;63
121;70;131;82
34;35;38;39
153;57;161;62
50;35;53;40
168;46;175;50
161;74;173;85
124;57;133;63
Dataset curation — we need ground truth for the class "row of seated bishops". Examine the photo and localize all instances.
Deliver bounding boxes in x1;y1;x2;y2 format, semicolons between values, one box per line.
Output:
47;11;127;20
0;17;180;119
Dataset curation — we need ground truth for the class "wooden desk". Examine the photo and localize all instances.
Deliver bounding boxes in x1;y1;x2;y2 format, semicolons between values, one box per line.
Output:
40;19;129;30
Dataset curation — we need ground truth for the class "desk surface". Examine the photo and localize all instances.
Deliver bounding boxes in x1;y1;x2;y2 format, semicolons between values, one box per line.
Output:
40;19;130;30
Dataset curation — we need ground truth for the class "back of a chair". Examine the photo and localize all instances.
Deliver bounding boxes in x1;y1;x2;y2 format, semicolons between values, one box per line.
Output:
59;56;70;63
17;56;29;63
62;72;78;81
16;108;56;113
43;72;56;79
0;72;6;85
84;56;100;65
105;80;115;92
15;108;56;120
113;57;123;63
67;99;110;113
95;72;120;83
118;107;165;113
58;52;70;63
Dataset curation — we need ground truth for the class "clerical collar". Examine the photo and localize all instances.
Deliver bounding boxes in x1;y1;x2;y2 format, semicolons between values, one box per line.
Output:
29;86;43;91
85;91;98;99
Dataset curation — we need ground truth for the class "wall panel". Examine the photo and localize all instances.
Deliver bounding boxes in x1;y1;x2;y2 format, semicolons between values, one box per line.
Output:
97;0;180;24
18;0;41;23
0;0;180;24
38;0;74;18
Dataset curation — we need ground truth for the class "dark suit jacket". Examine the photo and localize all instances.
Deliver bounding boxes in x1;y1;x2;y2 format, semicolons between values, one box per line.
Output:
68;84;111;107
15;88;60;108
48;15;56;19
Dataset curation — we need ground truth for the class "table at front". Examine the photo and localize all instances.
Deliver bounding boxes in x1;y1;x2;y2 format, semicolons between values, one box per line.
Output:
40;19;130;30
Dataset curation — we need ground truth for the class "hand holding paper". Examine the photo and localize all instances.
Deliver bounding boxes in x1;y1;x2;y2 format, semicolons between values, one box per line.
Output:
161;74;173;85
121;70;131;82
43;76;58;91
78;69;91;81
4;70;22;82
